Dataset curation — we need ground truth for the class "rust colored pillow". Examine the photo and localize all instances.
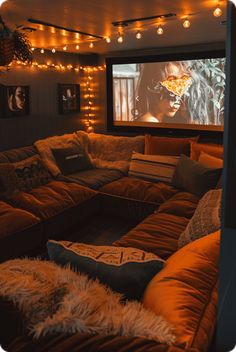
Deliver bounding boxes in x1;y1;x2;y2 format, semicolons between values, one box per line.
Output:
198;151;223;169
143;230;220;352
145;135;199;156
190;141;223;161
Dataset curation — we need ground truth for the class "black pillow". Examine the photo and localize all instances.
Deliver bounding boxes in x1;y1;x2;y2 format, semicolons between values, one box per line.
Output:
47;240;165;301
52;144;93;175
171;154;222;197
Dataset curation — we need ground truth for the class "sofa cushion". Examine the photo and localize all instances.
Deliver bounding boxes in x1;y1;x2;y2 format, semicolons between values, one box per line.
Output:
178;189;222;248
128;153;179;184
114;212;189;260
143;231;220;352
198;151;223;168
51;145;93;175
0;146;37;164
100;177;178;205
9;181;97;220
47;240;164;300
0;201;40;239
64;168;123;190
172;154;222;197
190;141;223;161
145;135;199;156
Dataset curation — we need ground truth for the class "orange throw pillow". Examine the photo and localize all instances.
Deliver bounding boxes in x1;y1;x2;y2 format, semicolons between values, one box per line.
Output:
145;135;199;156
190;141;223;161
143;230;220;352
198;151;223;169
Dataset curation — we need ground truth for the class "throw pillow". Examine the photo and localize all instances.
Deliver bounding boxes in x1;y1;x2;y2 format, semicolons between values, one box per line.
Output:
14;155;53;192
51;144;93;175
47;240;165;300
0;163;19;198
143;230;220;351
144;135;199;156
178;189;222;248
128;152;179;183
190;141;223;161
198;151;223;169
171;154;222;197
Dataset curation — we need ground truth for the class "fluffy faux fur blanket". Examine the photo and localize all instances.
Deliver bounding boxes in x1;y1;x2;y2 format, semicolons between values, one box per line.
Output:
0;259;175;345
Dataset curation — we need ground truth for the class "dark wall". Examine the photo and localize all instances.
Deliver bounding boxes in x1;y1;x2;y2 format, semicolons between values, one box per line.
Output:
0;51;99;151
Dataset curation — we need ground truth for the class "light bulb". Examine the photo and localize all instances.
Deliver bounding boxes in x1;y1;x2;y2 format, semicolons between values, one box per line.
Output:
89;42;94;48
106;37;111;43
214;7;222;17
0;0;6;6
230;0;236;5
31;47;35;51
63;45;67;51
52;48;56;53
183;19;191;29
76;44;80;50
40;48;44;54
117;34;123;43
157;26;164;35
136;31;142;39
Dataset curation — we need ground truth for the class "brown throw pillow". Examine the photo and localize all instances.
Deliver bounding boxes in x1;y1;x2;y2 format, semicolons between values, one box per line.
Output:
171;154;222;197
145;135;199;156
0;163;19;198
51;144;93;175
190;141;223;161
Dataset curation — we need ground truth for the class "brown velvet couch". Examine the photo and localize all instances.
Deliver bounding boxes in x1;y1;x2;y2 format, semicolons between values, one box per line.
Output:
0;133;219;352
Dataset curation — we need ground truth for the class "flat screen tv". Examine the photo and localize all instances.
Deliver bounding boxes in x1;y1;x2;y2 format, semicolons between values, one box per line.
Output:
106;50;225;134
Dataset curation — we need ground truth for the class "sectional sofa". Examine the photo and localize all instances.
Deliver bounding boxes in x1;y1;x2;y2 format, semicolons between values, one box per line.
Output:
0;131;223;352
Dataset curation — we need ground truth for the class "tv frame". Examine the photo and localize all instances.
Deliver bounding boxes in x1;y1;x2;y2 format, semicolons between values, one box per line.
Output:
106;49;225;138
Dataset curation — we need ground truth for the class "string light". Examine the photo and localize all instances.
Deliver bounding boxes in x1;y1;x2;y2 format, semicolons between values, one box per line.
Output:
136;31;142;39
106;37;111;43
63;45;67;51
183;18;191;29
52;48;56;53
89;42;94;48
213;4;222;17
31;47;35;51
75;44;80;50
157;26;164;35
117;33;124;43
40;48;45;54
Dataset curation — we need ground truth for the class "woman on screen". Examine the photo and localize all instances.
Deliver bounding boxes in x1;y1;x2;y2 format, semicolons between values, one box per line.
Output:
132;61;215;125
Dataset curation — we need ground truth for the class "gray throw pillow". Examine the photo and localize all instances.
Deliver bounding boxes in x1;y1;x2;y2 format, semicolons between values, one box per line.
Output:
171;154;222;197
178;189;222;248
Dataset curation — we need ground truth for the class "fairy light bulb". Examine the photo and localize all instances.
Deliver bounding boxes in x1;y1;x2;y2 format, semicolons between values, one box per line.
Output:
76;44;80;50
183;19;191;29
52;48;56;53
214;6;222;17
136;31;142;39
40;48;44;54
31;47;35;51
157;26;164;35
117;33;123;43
63;45;67;51
106;37;111;43
89;42;94;48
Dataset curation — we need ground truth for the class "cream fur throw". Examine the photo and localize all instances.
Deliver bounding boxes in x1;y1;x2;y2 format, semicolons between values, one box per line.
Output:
34;133;84;177
0;259;175;345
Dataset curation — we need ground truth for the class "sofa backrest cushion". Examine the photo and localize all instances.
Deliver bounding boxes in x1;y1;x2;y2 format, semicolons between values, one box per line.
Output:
190;141;223;161
0;146;37;164
198;151;223;169
143;230;220;352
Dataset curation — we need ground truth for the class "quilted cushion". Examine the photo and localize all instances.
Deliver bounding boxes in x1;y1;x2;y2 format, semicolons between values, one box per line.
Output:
100;177;178;205
9;181;97;220
0;201;40;239
114;213;189;260
143;231;220;352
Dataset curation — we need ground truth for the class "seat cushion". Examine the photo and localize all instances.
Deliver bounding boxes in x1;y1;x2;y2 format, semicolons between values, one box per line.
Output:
100;177;178;205
0;201;40;239
114;212;189;260
9;181;97;220
65;168;123;189
143;231;220;352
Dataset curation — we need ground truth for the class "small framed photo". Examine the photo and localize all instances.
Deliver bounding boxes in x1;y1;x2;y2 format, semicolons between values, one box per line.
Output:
58;84;80;114
3;85;30;117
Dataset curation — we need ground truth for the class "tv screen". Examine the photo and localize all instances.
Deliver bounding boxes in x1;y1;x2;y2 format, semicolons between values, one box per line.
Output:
107;52;226;132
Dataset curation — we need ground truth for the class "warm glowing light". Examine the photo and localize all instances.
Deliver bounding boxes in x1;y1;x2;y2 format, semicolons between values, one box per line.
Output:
0;0;6;6
117;34;123;43
157;26;164;35
136;31;142;39
40;48;45;54
213;7;222;17
183;19;191;29
63;45;67;51
31;47;35;51
76;44;80;50
89;42;94;48
230;0;236;5
75;33;80;39
106;37;111;43
52;48;56;53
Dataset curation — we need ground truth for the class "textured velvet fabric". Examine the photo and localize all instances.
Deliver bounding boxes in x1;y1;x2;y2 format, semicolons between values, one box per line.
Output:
114;213;189;260
145;135;199;156
100;177;178;205
64;168;124;190
143;231;220;352
0;201;40;239
9;181;97;220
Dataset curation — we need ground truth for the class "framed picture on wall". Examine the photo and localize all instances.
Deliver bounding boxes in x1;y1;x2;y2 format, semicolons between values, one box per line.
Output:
58;84;80;114
1;85;30;118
